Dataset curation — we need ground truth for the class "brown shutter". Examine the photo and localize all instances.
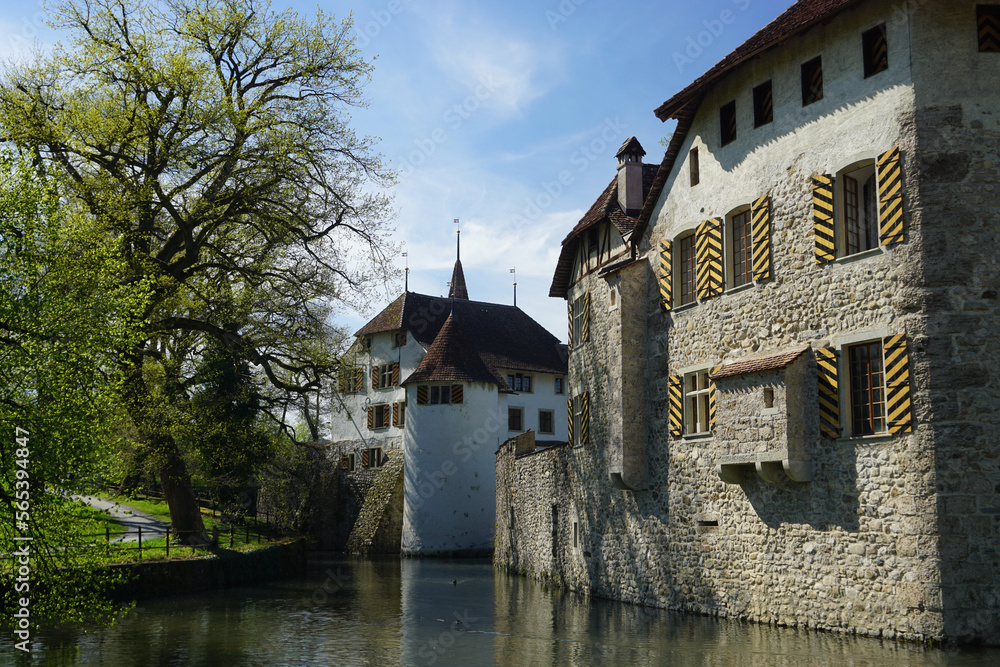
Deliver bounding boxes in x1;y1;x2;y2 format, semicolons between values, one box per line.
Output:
366;406;374;430
877;146;904;246
451;384;464;404
883;335;912;434
355;367;364;392
417;385;428;405
392;402;400;426
567;300;574;349
392;362;400;386
659;239;672;311
581;391;590;444
816;347;840;438
709;371;718;430
340;455;349;471
582;292;590;342
668;374;683;437
371;365;378;390
751;194;772;281
695;218;723;299
361;449;371;468
813;174;835;263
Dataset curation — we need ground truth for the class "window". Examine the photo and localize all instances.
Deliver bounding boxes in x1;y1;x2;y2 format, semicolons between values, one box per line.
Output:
392;401;406;427
801;56;823;106
416;384;463;405
848;341;886;436
362;446;385;468
977;5;1000;52
508;407;524;432
349;453;356;472
539;409;554;435
689;148;699;186
720;100;737;146
555;377;564;395
842;162;879;255
729;208;753;288
507;373;532;393
862;24;888;77
568;392;589;446
684;369;713;435
393;331;407;348
372;362;398;390
753;80;773;127
368;404;391;430
570;292;589;346
338;365;363;393
678;233;696;306
608;281;619;309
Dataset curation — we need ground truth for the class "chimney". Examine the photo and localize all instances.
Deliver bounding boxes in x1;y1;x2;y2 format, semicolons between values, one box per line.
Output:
616;137;646;217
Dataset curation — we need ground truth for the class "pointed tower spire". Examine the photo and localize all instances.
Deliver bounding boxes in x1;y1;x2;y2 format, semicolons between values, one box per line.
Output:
449;218;469;300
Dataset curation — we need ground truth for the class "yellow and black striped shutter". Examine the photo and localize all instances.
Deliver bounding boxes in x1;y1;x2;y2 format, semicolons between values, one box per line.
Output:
751;194;772;281
340;455;349;471
877;146;904;246
355;367;364;392
695;218;723;299
452;384;464;404
581;391;590;445
979;8;1000;51
567;300;574;349
371;365;378;390
361;448;371;468
659;239;673;311
392;362;400;386
567;397;574;445
582;292;591;342
709;370;718;430
668;374;683;437
883;334;912;434
816;347;840;438
417;385;428;405
392;402;400;426
813;174;835;263
366;406;375;430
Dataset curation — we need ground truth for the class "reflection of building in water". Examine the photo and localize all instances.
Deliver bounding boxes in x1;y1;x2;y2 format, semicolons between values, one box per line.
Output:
497;0;1000;645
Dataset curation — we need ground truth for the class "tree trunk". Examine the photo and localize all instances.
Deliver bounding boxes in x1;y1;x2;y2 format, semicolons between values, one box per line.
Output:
159;439;208;545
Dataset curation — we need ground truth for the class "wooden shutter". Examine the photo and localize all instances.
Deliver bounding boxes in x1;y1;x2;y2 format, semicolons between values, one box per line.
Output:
567;300;575;349
816;347;840;438
813;174;835;263
883;334;913;434
392;362;400;386
567;397;574;445
668;374;683;437
877;146;904;246
581;391;590;445
355;367;364;392
709;372;718;430
695;218;723;299
340;455;349;471
582;292;590;342
392;402;400;426
366;405;374;430
361;449;371;468
751;194;772;281
658;240;672;311
371;365;378;390
417;385;428;405
978;6;1000;51
451;384;463;404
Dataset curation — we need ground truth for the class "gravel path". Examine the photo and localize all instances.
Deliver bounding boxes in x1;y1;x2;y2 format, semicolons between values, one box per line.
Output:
74;494;170;542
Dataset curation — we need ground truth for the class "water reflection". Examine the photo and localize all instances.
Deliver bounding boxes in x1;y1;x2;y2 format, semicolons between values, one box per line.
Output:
3;555;999;666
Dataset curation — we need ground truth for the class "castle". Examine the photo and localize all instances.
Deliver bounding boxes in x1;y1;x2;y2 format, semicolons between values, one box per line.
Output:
329;239;567;556
496;0;1000;644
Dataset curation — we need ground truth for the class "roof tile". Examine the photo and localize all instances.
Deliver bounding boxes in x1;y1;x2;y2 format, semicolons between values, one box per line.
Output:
709;347;809;380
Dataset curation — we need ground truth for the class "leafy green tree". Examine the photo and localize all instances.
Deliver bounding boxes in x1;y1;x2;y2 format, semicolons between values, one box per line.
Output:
0;0;396;543
0;150;148;625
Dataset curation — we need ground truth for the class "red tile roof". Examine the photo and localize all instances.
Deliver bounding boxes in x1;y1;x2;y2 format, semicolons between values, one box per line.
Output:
449;259;469;300
631;0;866;248
356;291;567;379
709;347;809;380
402;313;504;386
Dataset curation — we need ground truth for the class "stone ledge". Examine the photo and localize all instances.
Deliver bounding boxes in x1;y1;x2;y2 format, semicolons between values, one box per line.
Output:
717;451;813;484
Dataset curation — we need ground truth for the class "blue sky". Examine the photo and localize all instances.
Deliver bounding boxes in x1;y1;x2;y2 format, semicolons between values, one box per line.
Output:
0;0;796;340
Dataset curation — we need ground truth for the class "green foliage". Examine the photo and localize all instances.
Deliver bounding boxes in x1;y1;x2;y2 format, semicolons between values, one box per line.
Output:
0;150;148;626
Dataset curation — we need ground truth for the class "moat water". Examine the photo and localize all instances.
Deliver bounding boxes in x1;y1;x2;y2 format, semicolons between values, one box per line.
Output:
5;555;1000;666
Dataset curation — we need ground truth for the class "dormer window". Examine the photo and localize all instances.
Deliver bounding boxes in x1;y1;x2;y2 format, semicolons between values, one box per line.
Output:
416;384;465;405
393;331;407;348
507;373;532;393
